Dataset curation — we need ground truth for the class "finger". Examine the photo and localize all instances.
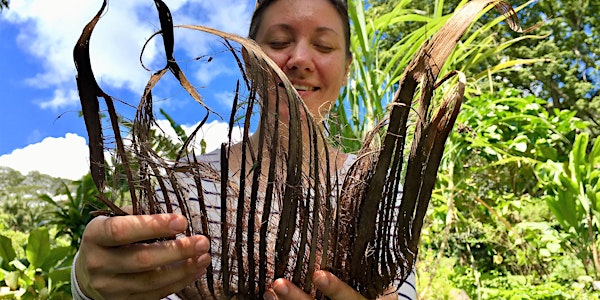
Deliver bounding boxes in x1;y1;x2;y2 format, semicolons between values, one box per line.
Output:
93;252;211;297
270;278;312;300
85;214;188;247
313;270;366;300
94;235;210;274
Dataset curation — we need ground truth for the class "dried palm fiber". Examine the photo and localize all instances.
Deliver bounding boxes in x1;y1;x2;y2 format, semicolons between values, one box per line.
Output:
73;0;529;298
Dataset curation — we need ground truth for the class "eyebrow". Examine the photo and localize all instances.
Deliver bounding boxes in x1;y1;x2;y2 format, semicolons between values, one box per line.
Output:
315;26;340;36
265;24;341;37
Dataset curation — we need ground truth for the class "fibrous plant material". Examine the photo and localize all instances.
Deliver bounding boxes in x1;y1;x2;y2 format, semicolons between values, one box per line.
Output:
73;0;527;298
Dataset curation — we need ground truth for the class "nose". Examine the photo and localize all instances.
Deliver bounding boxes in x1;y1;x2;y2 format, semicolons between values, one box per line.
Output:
285;42;314;73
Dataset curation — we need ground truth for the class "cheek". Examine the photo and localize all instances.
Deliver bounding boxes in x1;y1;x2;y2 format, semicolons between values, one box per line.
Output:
321;58;348;86
262;49;287;70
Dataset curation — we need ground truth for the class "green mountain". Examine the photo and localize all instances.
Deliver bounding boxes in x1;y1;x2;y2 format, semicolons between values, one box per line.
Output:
0;166;71;199
0;166;76;232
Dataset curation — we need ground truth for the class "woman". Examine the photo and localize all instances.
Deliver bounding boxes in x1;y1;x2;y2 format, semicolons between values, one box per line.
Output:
72;0;417;299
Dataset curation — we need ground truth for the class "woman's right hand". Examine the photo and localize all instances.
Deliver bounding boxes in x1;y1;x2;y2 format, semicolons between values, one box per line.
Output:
75;213;211;300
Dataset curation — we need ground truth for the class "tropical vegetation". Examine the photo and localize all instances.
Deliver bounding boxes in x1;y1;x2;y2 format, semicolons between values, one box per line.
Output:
1;0;598;298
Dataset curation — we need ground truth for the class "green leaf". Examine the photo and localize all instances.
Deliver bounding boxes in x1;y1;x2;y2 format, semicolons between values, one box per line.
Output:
474;58;546;81
0;235;16;267
538;145;558;161
37;194;60;208
570;133;589;184
159;109;188;142
513;141;527;153
49;266;72;284
26;228;50;268
539;248;551;257
41;246;72;272
10;259;27;271
589;135;600;176
33;274;46;292
483;146;498;156
4;271;20;290
546;242;561;253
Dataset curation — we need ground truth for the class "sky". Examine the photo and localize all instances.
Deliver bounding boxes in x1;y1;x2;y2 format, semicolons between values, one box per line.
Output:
0;0;256;180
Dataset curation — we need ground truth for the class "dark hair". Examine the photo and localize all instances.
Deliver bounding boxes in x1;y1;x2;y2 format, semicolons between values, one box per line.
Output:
248;0;352;59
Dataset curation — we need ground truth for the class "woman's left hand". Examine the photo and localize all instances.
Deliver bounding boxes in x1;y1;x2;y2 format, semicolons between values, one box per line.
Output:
264;270;397;300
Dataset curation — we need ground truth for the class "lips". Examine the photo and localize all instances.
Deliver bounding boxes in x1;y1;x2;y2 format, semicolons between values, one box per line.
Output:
293;84;320;92
278;82;320;92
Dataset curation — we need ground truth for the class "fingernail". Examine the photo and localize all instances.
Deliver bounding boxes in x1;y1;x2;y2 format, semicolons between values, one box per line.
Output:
169;216;187;232
195;253;210;267
195;237;209;253
273;279;288;296
313;271;329;289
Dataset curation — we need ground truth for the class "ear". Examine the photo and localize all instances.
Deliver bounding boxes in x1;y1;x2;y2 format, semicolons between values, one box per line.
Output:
343;55;353;84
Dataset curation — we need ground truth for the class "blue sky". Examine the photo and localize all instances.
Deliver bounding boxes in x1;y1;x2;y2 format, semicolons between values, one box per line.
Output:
0;0;255;180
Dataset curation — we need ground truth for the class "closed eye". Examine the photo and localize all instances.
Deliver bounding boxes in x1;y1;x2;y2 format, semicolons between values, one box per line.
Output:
269;41;290;49
315;44;334;53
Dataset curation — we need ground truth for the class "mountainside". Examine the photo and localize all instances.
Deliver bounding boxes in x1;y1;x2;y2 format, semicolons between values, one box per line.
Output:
0;166;73;199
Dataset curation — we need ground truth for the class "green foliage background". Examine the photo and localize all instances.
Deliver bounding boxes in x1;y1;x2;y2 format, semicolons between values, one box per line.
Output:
332;0;600;298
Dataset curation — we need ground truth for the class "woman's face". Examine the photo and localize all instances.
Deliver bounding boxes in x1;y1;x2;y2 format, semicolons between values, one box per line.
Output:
254;0;351;122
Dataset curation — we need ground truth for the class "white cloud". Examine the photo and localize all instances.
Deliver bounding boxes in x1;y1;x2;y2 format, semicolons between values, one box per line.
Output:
0;133;90;180
39;88;79;110
194;56;238;86
173;0;252;38
213;90;237;108
3;0;158;107
3;0;253;111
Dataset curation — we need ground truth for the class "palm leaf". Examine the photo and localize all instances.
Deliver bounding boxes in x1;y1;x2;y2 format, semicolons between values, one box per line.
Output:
73;0;527;298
